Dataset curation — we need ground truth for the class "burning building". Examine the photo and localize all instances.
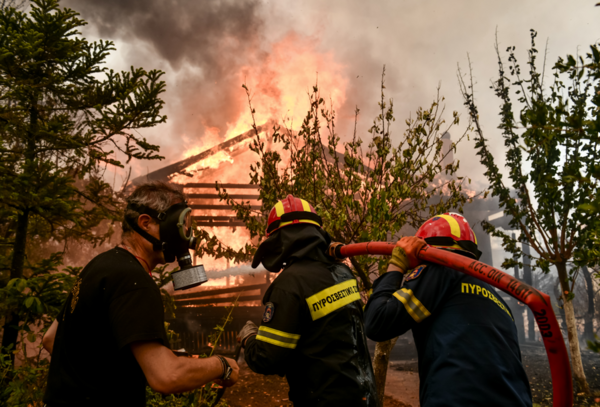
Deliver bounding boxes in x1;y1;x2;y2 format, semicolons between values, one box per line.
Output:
129;122;533;353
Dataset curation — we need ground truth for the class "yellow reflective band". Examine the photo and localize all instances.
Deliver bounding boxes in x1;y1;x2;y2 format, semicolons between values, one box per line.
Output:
473;231;478;245
393;288;431;323
275;201;285;217
278;219;320;229
300;199;311;212
438;214;461;239
306;279;361;321
432;244;463;251
256;326;301;349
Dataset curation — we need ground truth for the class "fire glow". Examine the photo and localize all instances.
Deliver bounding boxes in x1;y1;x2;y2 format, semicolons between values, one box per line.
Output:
172;33;349;278
180;33;348;172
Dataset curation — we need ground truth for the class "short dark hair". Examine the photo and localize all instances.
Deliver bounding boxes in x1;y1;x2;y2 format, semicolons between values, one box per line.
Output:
122;182;186;236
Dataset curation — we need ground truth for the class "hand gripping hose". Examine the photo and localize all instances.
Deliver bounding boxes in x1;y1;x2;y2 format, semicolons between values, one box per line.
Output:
333;241;573;407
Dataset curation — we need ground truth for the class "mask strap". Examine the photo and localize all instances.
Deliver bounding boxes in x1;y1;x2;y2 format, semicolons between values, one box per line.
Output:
125;213;165;252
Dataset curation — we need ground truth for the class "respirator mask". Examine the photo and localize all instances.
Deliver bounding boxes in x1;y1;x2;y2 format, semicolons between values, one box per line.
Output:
125;201;208;291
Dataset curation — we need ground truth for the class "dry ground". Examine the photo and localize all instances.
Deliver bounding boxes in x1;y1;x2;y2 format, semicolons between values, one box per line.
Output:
222;366;410;407
221;347;600;407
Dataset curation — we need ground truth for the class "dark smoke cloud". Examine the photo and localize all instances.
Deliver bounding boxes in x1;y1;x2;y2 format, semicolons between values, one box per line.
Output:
63;0;267;162
69;0;261;70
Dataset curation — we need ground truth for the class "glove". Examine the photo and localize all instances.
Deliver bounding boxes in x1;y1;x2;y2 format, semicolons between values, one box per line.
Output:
237;320;258;347
388;246;409;272
388;236;426;272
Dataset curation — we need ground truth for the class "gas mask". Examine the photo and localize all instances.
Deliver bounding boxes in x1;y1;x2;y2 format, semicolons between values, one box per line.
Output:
125;201;208;291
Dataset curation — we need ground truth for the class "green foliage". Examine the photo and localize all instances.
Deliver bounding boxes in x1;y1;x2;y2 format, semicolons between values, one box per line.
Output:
0;264;79;327
459;30;600;275
0;0;167;363
0;0;167;284
0;347;49;407
197;69;470;290
145;386;228;407
0;262;78;406
459;30;600;393
588;335;600;354
146;296;239;407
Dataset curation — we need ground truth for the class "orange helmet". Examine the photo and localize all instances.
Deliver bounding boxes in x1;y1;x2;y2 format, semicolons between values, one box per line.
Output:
416;212;482;259
265;195;323;236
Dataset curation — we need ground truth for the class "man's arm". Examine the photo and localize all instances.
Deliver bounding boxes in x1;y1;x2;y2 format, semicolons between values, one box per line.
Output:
364;271;417;341
42;319;58;355
364;237;429;341
131;340;239;394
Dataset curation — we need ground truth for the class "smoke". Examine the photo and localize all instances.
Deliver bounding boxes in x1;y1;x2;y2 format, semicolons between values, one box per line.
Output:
60;0;600;219
61;0;269;171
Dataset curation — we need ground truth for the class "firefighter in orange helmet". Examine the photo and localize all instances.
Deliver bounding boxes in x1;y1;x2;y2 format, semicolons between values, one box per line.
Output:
237;195;377;407
364;213;532;407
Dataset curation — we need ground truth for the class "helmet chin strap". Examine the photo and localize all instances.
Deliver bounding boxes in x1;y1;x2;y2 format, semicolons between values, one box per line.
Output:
125;216;165;252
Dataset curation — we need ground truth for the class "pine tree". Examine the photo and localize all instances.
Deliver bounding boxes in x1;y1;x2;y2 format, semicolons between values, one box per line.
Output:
0;0;167;362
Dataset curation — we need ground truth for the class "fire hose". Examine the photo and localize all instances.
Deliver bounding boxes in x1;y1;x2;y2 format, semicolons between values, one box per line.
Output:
331;241;573;407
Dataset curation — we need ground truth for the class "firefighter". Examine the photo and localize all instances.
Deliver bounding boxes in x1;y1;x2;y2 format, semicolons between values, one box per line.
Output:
237;195;377;406
364;213;532;407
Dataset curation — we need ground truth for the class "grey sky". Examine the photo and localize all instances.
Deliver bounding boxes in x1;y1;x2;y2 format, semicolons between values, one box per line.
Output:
62;0;599;195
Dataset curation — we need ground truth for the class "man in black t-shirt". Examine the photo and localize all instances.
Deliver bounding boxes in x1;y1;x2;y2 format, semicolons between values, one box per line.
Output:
43;183;239;407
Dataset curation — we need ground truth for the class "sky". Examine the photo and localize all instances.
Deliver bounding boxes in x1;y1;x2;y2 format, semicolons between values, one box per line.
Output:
59;0;600;268
58;0;600;184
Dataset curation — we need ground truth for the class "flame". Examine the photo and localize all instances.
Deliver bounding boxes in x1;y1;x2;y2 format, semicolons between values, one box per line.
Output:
195;226;253;272
225;33;348;139
179;32;348;162
174;33;348;181
173;33;348;287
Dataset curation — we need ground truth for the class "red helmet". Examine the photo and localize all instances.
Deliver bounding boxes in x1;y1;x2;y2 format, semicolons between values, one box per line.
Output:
416;212;482;259
265;195;323;236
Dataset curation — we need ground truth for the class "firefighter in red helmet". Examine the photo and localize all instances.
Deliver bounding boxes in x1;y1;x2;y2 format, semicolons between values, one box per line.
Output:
364;213;532;407
237;195;377;407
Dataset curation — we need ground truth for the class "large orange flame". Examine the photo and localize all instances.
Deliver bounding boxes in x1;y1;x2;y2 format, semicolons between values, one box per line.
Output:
175;33;348;280
228;33;348;138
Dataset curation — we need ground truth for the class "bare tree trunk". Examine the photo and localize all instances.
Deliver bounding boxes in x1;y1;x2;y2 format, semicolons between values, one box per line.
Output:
372;337;399;407
1;209;29;364
554;277;569;332
521;242;535;341
557;262;590;394
1;104;37;364
581;266;595;344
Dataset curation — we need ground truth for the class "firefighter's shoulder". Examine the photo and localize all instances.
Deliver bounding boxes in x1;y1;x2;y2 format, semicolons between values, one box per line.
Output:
403;262;462;283
262;262;313;300
404;264;428;282
274;259;331;289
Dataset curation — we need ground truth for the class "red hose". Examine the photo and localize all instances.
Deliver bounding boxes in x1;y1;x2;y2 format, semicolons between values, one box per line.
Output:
338;242;573;407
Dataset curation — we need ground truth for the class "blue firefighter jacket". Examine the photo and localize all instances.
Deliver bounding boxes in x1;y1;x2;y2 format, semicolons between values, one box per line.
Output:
364;262;533;407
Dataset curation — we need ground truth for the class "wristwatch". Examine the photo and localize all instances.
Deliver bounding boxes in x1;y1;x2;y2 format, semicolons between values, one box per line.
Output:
216;355;233;381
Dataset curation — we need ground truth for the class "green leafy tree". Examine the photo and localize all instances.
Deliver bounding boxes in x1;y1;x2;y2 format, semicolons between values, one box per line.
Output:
458;30;600;394
197;70;471;406
0;0;167;363
0;258;79;407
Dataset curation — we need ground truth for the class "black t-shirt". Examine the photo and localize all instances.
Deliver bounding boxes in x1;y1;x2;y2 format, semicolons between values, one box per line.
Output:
43;247;169;407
